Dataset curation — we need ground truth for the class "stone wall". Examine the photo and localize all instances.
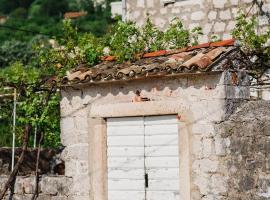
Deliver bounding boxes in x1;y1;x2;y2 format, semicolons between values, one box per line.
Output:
60;70;250;199
215;100;270;200
126;0;270;42
0;175;72;200
0;148;69;199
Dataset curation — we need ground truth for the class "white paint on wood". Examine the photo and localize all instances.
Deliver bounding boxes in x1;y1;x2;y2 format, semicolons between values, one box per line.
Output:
144;124;178;135
108;146;144;157
107;117;144;126
108;157;144;168
145;135;178;146
147;179;180;191
107;126;144;136
107;115;179;200
108;168;145;179
147;168;179;179
107;135;144;146
146;191;180;200
145;157;179;168
145;146;179;157
108;191;145;200
108;179;145;190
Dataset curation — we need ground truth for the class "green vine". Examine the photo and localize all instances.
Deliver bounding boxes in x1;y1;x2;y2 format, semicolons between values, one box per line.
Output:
0;7;270;148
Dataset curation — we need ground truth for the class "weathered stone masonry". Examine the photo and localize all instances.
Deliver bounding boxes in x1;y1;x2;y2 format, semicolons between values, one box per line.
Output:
0;148;71;200
60;69;250;200
126;0;270;42
0;175;72;200
217;101;270;200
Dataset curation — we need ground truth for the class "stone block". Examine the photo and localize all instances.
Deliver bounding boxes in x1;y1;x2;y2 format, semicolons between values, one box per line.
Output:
12;194;32;200
65;159;77;177
214;135;226;156
238;175;255;192
203;23;213;34
205;100;226;122
61;117;75;135
37;194;52;200
51;196;68;200
213;0;227;8
193;173;210;195
226;21;236;31
189;23;200;30
154;17;167;29
76;161;89;175
193;123;216;136
192;135;203;158
14;177;25;194
202;138;214;158
23;176;35;194
146;0;154;8
230;0;239;5
210;174;227;195
0;176;8;190
193;159;219;173
40;176;71;196
208;11;217;20
219;9;232;20
191;11;205;21
74;116;88;131
65;144;89;162
69;175;90;196
171;8;180;14
136;0;145;8
213;22;226;32
160;8;167;15
67;196;90;200
231;7;238;18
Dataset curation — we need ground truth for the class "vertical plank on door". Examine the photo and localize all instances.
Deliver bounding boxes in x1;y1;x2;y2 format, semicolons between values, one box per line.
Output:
107;117;145;200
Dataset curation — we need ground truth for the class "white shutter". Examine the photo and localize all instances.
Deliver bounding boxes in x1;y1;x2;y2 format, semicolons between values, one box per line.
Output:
107;115;179;200
107;117;145;200
144;116;180;200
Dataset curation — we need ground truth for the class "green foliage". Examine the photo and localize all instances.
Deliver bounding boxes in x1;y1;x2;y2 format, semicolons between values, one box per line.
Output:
109;21;142;61
141;17;165;52
0;62;61;148
0;62;39;84
232;10;270;71
164;18;190;49
232;10;270;54
0;102;13;147
106;17;202;62
0;40;33;67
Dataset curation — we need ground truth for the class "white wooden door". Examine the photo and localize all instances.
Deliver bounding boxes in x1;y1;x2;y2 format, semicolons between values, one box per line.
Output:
107;115;179;200
144;116;180;200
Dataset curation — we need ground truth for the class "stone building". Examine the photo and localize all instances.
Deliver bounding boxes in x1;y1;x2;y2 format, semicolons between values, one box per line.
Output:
118;0;270;42
59;39;253;200
112;0;270;99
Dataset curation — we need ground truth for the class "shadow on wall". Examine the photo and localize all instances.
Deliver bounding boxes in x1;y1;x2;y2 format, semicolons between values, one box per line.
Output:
62;73;221;102
0;148;65;176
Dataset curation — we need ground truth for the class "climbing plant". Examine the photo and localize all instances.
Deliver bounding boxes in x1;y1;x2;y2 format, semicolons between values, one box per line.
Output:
1;6;270;149
0;61;60;148
232;9;270;73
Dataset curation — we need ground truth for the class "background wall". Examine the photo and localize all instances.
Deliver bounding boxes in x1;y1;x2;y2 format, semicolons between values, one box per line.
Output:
126;0;270;42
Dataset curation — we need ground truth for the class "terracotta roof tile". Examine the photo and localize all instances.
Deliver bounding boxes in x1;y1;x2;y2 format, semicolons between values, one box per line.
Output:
64;12;87;19
62;39;243;85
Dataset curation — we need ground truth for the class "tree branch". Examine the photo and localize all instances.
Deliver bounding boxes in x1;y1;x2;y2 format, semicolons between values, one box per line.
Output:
0;125;31;200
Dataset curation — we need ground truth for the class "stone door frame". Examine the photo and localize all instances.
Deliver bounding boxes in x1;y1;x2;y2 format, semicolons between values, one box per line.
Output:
88;101;192;200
